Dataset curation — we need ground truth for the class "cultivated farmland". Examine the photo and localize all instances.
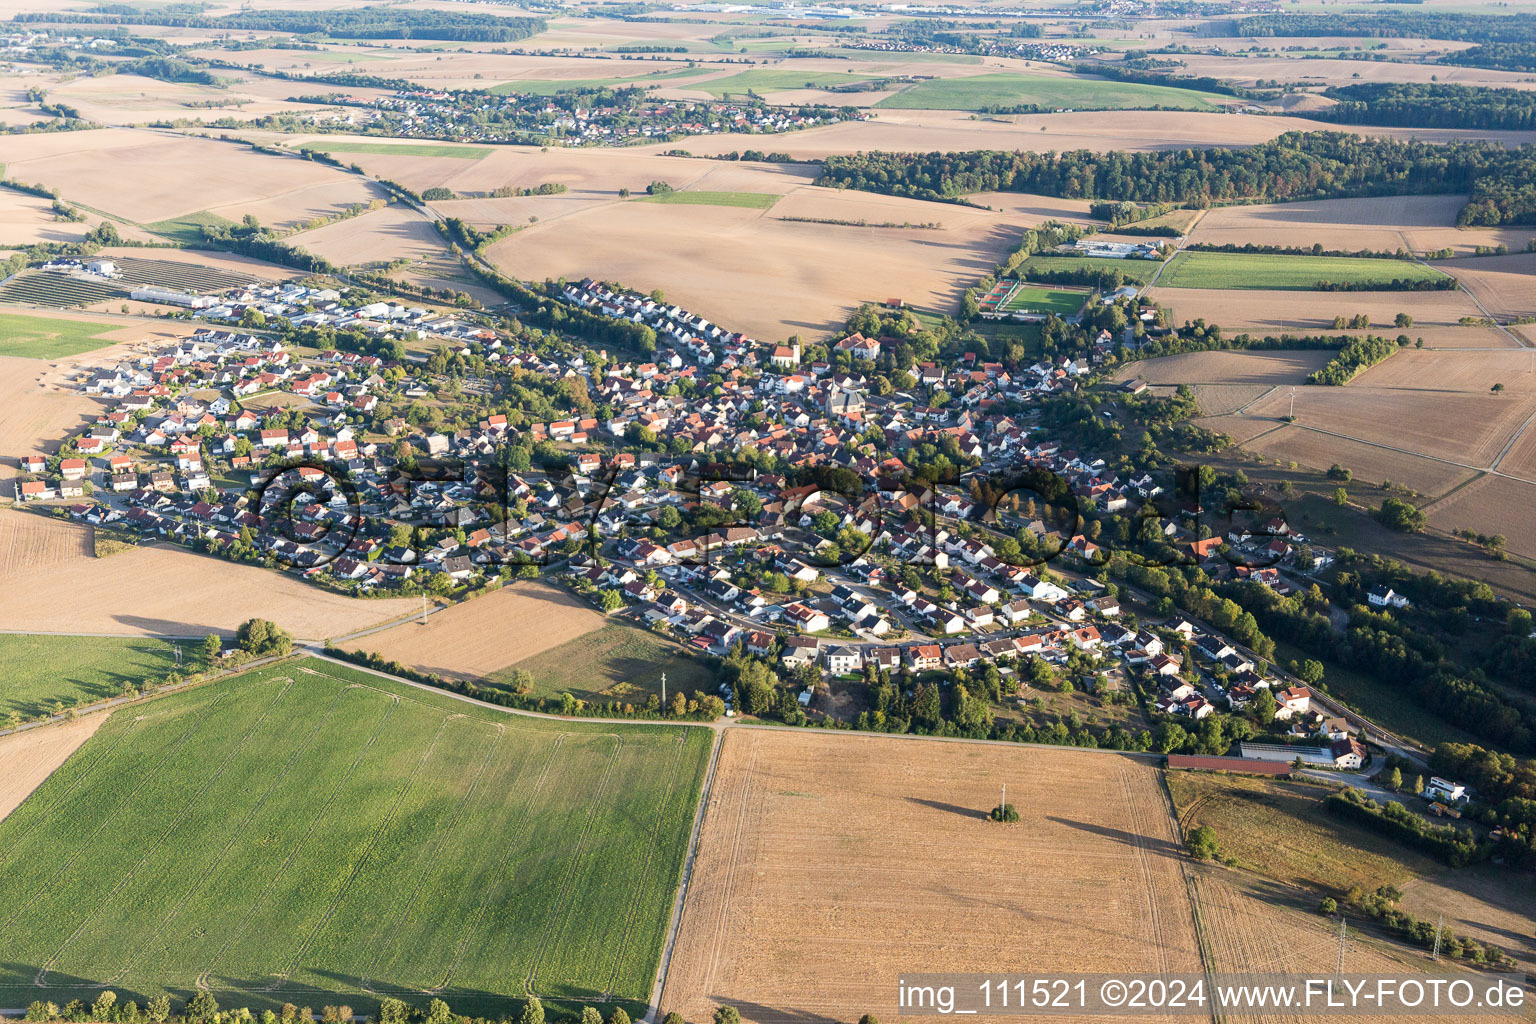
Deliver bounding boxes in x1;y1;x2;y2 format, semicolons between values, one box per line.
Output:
0;634;182;719
1146;287;1491;335
1437;253;1536;321
494;621;716;703
1113;350;1330;387
1426;474;1536;560
343;582;606;681
0;714;106;824
0;522;418;637
0;309;122;357
0;657;713;1016
875;72;1228;112
659;731;1203;1024
1156;251;1446;290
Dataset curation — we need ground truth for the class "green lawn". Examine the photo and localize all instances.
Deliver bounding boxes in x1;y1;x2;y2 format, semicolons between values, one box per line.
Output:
0;312;119;359
640;190;780;209
489;67;712;95
0;635;183;719
143;210;238;245
1000;285;1088;316
0;657;712;1018
296;141;492;160
1158;251;1448;290
876;72;1227;112
695;68;879;97
1018;254;1158;285
493;622;716;704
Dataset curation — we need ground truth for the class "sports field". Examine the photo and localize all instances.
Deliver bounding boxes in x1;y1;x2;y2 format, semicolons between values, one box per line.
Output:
999;284;1086;316
0;657;712;1016
875;73;1227;112
640;190;779;210
0;634;182;719
0;311;121;358
1157;251;1448;290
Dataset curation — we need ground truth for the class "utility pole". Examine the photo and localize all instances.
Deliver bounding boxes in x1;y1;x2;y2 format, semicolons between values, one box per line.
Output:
661;670;667;708
1432;915;1444;961
174;643;182;668
421;593;428;626
1001;781;1006;812
1334;916;1348;977
1289;386;1297;420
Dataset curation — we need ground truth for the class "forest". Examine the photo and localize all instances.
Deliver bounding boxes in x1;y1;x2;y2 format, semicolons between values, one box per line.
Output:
1307;82;1536;131
815;132;1536;225
1233;12;1536;70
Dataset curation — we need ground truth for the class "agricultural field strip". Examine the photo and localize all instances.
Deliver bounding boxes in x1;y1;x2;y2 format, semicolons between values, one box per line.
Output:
601;733;690;999
195;694;405;991
524;735;624;994
33;678;299;985
429;734;567;995
99;681;358;987
0;689;230;935
0;717;140;868
356;723;505;992
274;712;456;984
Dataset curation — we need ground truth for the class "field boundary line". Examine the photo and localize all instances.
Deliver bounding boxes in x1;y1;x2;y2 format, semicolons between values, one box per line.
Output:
646;726;727;1023
699;734;761;1007
274;711;457;991
196;694;402;993
526;735;626;996
0;689;230;933
361;722;506;993
1157;770;1221;1024
431;733;569;996
35;677;298;987
603;732;691;1001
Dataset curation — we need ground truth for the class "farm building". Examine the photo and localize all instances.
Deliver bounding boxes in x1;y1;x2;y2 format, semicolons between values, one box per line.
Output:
1237;740;1364;769
1166;754;1291;776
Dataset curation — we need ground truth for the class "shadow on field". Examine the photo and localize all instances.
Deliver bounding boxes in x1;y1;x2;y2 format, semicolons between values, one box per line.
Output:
1045;816;1182;858
907;796;989;820
719;997;843;1024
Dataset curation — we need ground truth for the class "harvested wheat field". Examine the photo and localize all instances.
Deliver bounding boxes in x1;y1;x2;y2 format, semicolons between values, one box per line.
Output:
1427;474;1536;560
286;205;447;266
0;188;93;245
1176;53;1536;90
1401;866;1536;976
660;731;1203;1024
0;526;417;637
1192;873;1526;1024
0;356;106;497
1150;287;1490;334
1493;415;1536;479
1182;194;1535;257
0;128;376;228
0;714;107;824
486;189;1023;339
343;581;605;680
1192;384;1281;417
1438;253;1536;321
1114;350;1329;387
1243;386;1534;468
1349;348;1536;395
0;513;93;578
1241;425;1480;498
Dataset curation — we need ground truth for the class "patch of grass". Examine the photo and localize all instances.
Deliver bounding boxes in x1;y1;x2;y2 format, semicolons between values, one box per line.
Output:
0;657;712;1017
876;73;1226;112
297;140;492;160
639;190;779;209
972;320;1043;356
1018;254;1157;284
1158;251;1447;290
1166;770;1436;894
0;312;118;358
143;209;239;245
0;634;182;718
999;284;1088;316
695;68;879;97
495;622;716;703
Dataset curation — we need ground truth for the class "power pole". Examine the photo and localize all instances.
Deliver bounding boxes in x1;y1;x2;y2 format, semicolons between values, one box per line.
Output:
1432;915;1444;961
1001;781;1007;813
421;593;428;626
1289;386;1297;420
1334;916;1348;977
660;670;667;708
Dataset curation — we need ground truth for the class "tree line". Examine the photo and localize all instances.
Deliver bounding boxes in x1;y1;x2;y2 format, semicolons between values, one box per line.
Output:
1308;82;1536;132
814;132;1536;226
1307;335;1402;384
14;8;548;41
